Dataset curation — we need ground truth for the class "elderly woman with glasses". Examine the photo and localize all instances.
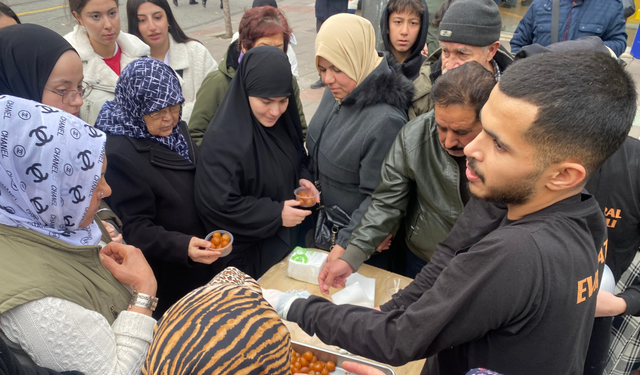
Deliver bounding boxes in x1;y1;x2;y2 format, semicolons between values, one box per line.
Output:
95;57;224;318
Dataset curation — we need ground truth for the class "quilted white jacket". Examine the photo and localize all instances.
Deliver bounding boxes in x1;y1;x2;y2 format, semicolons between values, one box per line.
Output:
64;25;150;126
167;35;218;124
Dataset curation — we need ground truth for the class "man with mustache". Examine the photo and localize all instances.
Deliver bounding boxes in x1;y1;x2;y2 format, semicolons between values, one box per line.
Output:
320;61;495;287
266;50;637;373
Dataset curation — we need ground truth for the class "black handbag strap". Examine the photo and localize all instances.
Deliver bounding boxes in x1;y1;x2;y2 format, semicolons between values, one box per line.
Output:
551;0;560;44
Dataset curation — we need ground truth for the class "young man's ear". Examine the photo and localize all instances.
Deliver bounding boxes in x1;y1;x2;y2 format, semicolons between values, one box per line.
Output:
545;162;587;192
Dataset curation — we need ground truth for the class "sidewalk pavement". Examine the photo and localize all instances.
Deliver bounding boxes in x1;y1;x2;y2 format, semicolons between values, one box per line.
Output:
184;3;640;137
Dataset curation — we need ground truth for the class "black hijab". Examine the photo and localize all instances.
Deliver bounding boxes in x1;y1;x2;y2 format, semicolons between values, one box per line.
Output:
195;46;304;242
0;24;76;102
252;0;277;7
380;0;429;81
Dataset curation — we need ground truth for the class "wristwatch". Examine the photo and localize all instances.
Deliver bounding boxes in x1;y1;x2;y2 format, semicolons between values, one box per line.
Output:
129;291;158;312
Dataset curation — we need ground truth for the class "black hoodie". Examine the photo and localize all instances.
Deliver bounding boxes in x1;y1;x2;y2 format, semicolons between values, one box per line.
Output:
380;0;429;82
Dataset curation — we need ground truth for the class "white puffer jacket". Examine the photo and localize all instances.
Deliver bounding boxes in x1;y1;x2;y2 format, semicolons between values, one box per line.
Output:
64;25;150;126
167;35;218;124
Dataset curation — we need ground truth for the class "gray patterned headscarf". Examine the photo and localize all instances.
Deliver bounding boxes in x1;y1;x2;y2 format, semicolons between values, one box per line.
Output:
95;57;190;161
0;95;106;247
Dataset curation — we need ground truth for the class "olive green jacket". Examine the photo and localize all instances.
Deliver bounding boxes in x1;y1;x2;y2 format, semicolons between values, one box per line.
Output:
0;220;131;325
408;59;434;120
341;111;464;270
188;44;307;146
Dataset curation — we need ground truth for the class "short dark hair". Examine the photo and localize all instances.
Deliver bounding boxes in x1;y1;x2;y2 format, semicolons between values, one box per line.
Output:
238;6;291;54
388;0;425;18
431;61;496;120
0;2;20;24
127;0;198;45
432;0;455;28
499;50;637;175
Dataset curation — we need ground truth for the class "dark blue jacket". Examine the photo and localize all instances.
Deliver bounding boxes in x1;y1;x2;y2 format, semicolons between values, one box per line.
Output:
315;0;348;21
510;0;627;56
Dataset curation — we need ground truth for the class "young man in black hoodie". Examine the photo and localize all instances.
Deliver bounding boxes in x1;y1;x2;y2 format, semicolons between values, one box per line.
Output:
264;50;637;374
380;0;433;118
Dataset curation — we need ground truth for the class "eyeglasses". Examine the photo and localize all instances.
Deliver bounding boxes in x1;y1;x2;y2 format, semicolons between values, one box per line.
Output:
147;103;182;119
44;82;93;104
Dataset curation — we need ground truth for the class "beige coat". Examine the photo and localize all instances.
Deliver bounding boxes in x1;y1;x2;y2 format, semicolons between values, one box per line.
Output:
64;25;150;126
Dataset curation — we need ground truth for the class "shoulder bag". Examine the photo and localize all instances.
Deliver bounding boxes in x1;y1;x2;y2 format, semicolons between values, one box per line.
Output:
311;119;351;250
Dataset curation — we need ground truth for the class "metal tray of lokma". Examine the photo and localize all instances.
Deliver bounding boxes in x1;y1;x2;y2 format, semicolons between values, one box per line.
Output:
291;340;397;375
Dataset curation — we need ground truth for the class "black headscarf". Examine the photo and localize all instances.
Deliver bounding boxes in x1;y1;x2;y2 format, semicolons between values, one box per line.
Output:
195;46;304;254
380;0;429;81
252;0;278;7
0;24;76;102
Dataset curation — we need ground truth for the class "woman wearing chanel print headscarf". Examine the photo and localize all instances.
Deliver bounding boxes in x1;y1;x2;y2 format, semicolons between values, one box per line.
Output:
95;57;222;317
194;46;316;279
0;23;125;243
0;96;158;375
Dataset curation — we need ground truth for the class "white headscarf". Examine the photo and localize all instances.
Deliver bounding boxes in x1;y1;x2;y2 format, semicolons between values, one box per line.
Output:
0;95;106;246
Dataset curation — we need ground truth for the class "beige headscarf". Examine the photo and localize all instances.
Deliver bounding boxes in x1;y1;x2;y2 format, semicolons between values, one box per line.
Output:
315;14;383;87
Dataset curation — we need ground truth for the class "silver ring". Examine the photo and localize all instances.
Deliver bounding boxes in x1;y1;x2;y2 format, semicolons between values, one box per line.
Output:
99;192;104;198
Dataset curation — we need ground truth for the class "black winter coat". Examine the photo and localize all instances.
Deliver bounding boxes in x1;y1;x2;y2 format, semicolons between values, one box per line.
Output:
315;0;348;21
104;121;222;317
306;54;414;250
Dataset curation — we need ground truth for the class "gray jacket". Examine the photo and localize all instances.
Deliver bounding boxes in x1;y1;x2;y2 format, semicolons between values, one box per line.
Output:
307;55;413;249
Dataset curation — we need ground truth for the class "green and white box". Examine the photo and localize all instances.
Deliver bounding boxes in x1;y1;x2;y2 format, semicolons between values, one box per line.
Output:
286;247;328;285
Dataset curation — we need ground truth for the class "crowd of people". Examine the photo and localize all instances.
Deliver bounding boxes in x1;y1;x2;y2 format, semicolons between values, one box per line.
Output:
0;0;639;374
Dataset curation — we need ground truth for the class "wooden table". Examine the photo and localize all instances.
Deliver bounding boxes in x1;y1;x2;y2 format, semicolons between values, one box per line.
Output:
258;250;425;375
